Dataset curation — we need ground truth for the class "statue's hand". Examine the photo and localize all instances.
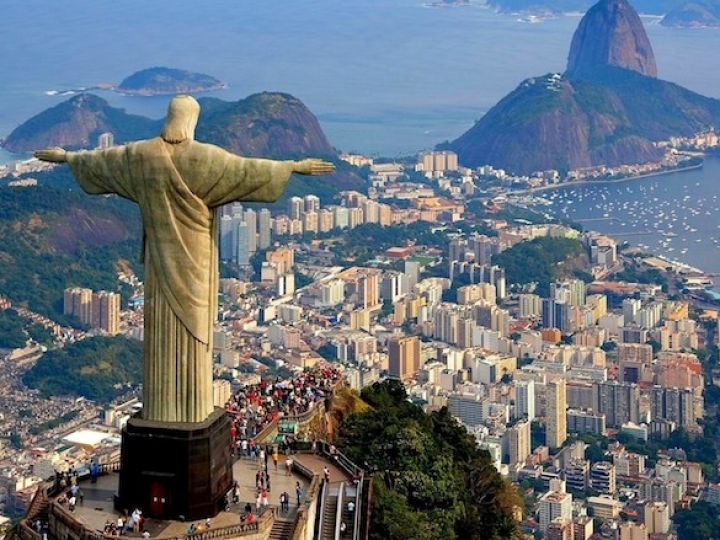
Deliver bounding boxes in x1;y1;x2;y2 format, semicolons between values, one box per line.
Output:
293;159;335;176
34;147;68;163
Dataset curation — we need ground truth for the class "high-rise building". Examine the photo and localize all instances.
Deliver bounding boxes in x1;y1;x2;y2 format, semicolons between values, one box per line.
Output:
404;261;420;289
474;304;509;337
318;209;334;233
551;279;586;307
380;272;406;304
277;273;295;297
592;381;641;428
303;211;319;233
547;379;567;449
565;460;589;492
508;420;531;466
92;291;120;335
388;335;420;379
266;248;294;275
64;287;94;326
567;409;606;436
447;394;488;427
538;491;572;532
573;516;594;540
546;519;573;540
348;207;363;229
235;221;251;266
590;461;616;494
288;196;303;220
333;206;349;229
519;293;542;319
244;208;257;255
650;385;697;428
361;199;379;223
417;150;458;174
272;215;290;236
219;214;234;260
515;380;536;421
231;210;243;262
258;208;272;249
319;279;345;306
623;298;642;325
357;272;379;309
543;298;570;333
617;343;653;363
378;203;392;226
619;522;648;540
644;502;670;535
304;194;320;213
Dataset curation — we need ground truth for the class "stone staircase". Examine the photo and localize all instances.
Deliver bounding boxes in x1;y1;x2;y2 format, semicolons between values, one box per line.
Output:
268;519;294;540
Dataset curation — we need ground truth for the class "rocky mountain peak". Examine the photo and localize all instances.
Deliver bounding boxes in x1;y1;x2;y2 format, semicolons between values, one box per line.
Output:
566;0;657;78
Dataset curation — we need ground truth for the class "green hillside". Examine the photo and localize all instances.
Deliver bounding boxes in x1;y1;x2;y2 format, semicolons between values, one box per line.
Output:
0;174;142;325
23;336;142;403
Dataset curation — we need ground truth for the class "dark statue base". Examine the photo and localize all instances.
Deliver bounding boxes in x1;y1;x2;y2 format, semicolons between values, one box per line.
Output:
115;408;233;521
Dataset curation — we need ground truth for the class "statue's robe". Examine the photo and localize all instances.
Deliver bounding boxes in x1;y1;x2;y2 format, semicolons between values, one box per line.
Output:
67;138;294;423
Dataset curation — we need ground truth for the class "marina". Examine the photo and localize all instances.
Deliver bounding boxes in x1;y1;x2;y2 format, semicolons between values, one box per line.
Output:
524;155;720;278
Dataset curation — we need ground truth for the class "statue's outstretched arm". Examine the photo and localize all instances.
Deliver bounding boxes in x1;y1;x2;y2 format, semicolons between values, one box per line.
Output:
292;159;335;176
34;147;68;163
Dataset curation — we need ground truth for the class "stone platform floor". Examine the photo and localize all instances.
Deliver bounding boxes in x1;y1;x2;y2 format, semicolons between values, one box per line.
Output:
57;453;349;538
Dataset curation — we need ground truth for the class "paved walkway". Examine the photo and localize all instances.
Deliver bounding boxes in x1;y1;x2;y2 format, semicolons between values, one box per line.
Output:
293;454;351;484
231;453;310;520
53;452;342;537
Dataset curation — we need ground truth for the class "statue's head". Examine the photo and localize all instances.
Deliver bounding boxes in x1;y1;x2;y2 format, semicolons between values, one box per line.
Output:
161;95;200;144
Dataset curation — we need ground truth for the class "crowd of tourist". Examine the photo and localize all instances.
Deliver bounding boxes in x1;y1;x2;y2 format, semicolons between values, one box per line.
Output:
225;364;343;454
34;365;346;538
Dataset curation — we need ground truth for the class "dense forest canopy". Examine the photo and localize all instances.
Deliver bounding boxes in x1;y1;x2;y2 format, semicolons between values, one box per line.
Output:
0;173;142;325
22;336;143;403
337;380;522;540
492;236;586;296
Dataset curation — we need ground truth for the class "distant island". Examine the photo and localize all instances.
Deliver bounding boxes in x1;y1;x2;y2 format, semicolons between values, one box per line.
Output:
115;67;227;96
42;67;228;100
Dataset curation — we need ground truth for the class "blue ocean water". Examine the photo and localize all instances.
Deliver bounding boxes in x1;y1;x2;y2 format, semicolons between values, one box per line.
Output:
530;156;720;275
1;0;719;273
0;1;718;156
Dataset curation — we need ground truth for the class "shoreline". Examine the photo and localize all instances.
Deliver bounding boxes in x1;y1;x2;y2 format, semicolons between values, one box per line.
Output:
509;162;705;195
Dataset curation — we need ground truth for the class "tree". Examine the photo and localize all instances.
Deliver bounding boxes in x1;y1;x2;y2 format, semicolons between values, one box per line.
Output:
338;380;521;540
491;236;585;297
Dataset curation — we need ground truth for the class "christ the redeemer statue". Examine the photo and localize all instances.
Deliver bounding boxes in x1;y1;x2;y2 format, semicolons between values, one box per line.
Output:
35;94;334;424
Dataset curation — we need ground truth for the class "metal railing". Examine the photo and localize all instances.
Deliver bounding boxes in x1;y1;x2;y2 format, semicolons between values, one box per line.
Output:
315;441;365;540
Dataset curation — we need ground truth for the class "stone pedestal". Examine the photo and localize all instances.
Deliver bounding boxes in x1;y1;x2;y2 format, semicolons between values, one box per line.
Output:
115;408;233;521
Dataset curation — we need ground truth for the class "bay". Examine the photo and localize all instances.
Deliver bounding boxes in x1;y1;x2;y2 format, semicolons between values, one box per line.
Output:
1;1;719;274
531;156;720;276
0;1;719;156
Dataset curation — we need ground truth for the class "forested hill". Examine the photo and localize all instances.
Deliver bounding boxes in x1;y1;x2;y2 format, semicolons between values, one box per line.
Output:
491;236;587;297
23;336;143;403
338;380;523;540
0;155;369;321
0;170;142;325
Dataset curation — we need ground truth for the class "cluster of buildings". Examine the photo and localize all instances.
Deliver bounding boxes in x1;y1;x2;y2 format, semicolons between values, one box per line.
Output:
4;142;720;539
63;287;121;335
200;215;713;539
529;440;704;540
